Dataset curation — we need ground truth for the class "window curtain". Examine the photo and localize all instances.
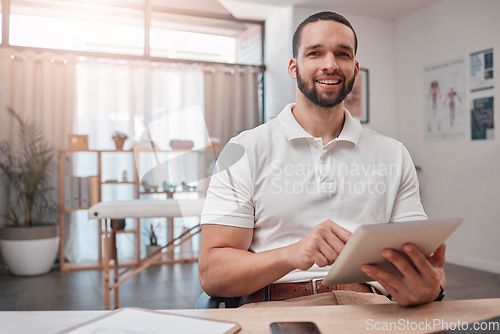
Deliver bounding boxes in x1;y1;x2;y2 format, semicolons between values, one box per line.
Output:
0;47;76;231
69;58;205;262
203;65;261;142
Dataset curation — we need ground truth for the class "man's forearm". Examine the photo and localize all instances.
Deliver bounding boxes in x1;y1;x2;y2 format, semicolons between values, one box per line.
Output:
199;246;295;297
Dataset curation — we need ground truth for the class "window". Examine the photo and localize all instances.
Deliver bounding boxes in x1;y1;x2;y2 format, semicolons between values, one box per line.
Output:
10;0;144;55
6;0;264;65
150;11;262;65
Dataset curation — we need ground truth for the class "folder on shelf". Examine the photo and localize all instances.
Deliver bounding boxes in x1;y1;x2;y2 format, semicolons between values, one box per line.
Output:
64;175;73;208
80;177;90;208
71;176;80;208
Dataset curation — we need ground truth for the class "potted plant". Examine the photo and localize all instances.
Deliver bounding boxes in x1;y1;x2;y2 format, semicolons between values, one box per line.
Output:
0;108;59;276
111;131;128;150
146;223;162;258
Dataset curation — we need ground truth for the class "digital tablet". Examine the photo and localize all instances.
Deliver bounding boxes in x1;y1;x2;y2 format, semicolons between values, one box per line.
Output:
322;218;463;285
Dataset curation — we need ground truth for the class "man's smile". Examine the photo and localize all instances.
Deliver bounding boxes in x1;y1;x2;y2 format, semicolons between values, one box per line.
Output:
316;79;340;85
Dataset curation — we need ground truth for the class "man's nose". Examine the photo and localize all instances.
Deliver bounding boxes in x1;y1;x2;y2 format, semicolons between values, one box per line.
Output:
322;53;339;72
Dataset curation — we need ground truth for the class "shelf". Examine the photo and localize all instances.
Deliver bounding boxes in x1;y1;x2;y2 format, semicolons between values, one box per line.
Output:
63;207;90;212
60;148;207;153
58;147;211;273
102;181;137;185
60;149;133;153
140;190;176;195
59;254;199;271
60;259;141;271
133;148;205;153
101;229;139;235
139;189;205;195
101;150;134;153
60;261;104;271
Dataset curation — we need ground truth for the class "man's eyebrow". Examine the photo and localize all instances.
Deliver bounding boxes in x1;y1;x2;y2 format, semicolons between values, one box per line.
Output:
337;44;354;53
303;43;354;53
303;44;324;51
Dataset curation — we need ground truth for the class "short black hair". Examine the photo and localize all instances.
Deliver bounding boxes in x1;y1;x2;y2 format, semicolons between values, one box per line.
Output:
292;11;358;58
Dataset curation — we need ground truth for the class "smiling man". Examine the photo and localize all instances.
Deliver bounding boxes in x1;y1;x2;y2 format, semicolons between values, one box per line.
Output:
199;11;446;307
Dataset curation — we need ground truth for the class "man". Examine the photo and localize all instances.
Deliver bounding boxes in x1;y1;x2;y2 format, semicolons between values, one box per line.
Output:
199;11;445;307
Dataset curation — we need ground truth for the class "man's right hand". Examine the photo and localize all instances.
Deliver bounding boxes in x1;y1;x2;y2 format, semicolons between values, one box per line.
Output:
287;219;352;270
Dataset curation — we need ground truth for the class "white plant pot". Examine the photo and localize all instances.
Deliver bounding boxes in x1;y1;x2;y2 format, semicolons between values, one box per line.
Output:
0;225;59;276
146;245;162;257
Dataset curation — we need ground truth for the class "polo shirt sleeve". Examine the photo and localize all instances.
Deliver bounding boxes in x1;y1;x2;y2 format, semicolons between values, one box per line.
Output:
201;141;255;228
390;145;428;223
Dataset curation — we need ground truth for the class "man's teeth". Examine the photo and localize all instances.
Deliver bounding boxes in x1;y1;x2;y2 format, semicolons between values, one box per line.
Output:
317;79;340;85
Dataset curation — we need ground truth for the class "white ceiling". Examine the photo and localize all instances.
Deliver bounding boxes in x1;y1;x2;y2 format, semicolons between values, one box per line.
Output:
168;0;440;21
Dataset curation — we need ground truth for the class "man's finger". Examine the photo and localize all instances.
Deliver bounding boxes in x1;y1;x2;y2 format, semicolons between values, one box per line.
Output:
382;249;419;279
361;264;404;292
402;244;435;275
325;219;352;243
316;241;339;266
374;276;399;300
429;243;446;267
312;252;330;268
322;231;347;256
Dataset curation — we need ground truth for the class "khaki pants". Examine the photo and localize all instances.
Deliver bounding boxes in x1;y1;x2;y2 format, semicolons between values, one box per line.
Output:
240;291;394;308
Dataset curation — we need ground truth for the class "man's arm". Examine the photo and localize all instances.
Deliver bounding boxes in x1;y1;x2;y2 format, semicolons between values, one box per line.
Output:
198;219;351;298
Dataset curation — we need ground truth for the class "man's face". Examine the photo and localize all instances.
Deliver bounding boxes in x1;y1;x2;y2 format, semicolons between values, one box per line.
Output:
296;63;356;108
289;20;359;108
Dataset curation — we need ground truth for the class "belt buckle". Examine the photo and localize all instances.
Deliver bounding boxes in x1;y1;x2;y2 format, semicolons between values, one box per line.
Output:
311;278;322;295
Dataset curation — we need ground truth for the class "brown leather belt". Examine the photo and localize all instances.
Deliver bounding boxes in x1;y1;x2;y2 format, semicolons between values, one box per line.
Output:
247;280;381;303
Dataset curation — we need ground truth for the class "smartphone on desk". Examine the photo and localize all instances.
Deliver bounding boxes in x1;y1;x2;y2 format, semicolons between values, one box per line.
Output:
270;321;321;334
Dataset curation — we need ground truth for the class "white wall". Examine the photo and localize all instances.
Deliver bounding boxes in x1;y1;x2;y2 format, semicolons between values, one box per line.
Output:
265;6;399;138
263;7;295;121
396;0;500;272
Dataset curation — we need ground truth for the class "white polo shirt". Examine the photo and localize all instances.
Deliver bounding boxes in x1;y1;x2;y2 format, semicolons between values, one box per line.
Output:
201;103;427;283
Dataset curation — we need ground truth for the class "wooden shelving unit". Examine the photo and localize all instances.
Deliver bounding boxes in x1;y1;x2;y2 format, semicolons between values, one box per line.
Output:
58;147;212;272
58;149;135;271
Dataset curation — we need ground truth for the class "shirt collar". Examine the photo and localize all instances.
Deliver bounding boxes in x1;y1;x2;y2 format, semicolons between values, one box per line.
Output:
277;103;362;145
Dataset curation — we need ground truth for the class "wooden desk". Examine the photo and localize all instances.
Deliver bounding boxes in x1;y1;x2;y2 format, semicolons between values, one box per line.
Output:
3;298;500;333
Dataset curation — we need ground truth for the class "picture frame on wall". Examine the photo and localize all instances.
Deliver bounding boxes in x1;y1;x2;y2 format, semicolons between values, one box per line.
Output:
344;68;369;123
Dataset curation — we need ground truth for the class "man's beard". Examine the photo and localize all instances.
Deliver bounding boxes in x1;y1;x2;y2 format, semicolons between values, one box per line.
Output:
296;66;356;108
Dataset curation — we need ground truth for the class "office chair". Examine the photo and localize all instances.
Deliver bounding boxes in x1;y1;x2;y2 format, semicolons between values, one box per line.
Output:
195;292;242;309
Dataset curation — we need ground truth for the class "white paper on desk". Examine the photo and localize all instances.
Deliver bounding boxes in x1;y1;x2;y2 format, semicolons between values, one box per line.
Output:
59;308;239;334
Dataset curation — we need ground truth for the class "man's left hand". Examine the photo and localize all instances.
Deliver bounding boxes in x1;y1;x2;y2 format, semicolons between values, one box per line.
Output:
361;243;446;306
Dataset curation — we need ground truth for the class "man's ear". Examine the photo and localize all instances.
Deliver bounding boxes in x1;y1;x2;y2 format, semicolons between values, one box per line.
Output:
288;58;297;79
354;61;360;79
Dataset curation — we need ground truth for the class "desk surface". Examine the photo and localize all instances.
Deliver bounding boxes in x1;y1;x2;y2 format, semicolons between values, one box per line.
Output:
3;298;500;334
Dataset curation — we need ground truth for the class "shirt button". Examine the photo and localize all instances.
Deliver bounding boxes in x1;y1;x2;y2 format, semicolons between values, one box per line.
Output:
321;159;326;165
313;142;318;147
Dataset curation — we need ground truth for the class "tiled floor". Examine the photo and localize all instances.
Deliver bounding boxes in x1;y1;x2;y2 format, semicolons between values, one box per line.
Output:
0;262;499;311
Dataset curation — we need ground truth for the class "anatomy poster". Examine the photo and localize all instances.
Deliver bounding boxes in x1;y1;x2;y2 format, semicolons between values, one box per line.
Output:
423;56;466;141
471;96;494;140
470;48;494;92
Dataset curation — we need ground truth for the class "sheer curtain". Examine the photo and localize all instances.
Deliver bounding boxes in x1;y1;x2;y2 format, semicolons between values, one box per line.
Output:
0;47;76;234
204;65;261;142
69;58;205;262
0;47;262;263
